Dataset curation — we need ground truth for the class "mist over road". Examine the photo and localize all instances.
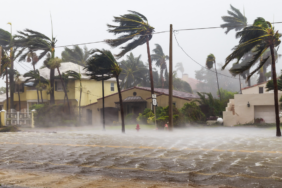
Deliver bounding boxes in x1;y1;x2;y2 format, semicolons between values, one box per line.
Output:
0;127;282;187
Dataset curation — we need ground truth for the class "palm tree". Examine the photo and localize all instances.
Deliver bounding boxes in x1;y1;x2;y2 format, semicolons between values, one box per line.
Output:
61;45;90;65
18;29;57;104
119;53;148;89
222;17;281;136
85;49;125;133
66;70;82;124
23;70;48;104
48;57;70;113
151;44;169;88
0;48;10;110
175;62;184;77
206;54;221;100
15;72;22;111
0;27;25;109
105;11;155;95
221;5;247;34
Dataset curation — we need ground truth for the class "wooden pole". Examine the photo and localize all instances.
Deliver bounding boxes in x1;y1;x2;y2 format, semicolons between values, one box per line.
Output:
0;46;2;75
102;75;105;131
169;24;173;130
239;75;242;94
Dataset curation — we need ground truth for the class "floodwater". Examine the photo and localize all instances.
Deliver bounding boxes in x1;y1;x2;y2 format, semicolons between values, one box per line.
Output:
0;127;282;188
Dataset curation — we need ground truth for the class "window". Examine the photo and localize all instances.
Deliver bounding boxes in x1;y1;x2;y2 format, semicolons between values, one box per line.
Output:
259;87;264;94
173;102;176;106
111;83;114;91
55;81;64;91
15;83;24;92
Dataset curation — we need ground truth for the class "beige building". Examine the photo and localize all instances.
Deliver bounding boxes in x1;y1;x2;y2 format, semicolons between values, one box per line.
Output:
81;86;200;125
223;81;282;126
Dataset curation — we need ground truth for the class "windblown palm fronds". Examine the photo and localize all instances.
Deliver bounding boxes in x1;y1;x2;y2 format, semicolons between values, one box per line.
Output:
221;5;247;34
151;44;168;87
105;11;154;59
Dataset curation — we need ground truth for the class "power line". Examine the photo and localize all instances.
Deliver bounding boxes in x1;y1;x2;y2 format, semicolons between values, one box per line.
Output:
173;31;238;80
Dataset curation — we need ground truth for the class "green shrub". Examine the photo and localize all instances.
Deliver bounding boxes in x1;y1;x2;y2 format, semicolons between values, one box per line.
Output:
31;104;77;127
136;108;154;124
181;102;206;123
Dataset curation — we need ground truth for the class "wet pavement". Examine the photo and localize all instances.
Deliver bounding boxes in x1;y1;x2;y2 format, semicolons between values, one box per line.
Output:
0;127;282;187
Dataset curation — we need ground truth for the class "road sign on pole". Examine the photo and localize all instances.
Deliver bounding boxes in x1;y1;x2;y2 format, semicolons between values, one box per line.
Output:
152;99;157;106
152;94;156;99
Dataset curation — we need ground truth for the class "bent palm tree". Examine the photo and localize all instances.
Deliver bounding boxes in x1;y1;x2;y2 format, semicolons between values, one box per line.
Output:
206;54;221;100
175;62;184;77
85;49;125;133
18;29;57;104
221;5;247;34
62;45;90;65
222;17;281;136
66;70;82;124
0;48;10;110
105;10;155;94
48;57;70;113
151;44;169;88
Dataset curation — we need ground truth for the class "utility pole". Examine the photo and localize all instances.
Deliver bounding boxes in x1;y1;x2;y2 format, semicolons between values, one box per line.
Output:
169;24;173;130
102;75;105;131
0;46;2;75
239;75;242;94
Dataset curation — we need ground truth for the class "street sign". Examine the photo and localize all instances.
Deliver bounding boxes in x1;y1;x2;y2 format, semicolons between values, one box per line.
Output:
152;99;157;106
152;94;156;99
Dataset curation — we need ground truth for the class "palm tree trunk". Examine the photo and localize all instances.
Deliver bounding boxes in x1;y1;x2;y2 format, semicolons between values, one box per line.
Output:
146;37;154;95
10;64;14;110
6;70;9;110
160;68;164;88
40;90;43;103
102;76;105;130
50;68;55;104
247;71;251;87
17;87;21;112
239;75;242;94
33;64;40;104
57;68;70;114
270;45;281;137
116;76;125;133
79;82;82;126
214;62;221;101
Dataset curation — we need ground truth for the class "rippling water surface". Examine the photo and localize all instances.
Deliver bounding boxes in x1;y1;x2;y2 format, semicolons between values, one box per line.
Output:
0;127;282;187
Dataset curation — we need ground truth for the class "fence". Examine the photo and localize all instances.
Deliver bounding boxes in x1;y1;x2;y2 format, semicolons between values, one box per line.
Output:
5;109;32;127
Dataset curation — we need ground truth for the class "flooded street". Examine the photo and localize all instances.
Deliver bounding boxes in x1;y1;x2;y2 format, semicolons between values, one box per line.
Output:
0;127;282;188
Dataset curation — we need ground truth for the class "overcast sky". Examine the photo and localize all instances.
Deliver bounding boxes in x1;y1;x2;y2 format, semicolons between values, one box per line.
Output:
1;0;282;87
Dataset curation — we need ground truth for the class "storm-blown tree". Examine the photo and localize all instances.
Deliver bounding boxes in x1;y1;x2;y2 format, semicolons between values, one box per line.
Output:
151;44;168;88
105;11;155;95
18;29;57;104
175;62;184;77
222;17;282;137
221;4;247;34
119;53;148;89
61;45;90;65
206;54;221;100
85;49;125;133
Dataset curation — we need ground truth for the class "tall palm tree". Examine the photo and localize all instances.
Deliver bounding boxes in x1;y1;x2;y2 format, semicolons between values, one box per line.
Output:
105;11;155;95
119;53;148;89
85;49;125;133
221;5;247;34
175;62;184;77
66;70;82;124
151;44;169;88
61;45;90;65
48;57;70;113
222;17;281;136
0;48;10;110
206;54;221;100
19;29;57;104
0;27;25;109
15;72;22;111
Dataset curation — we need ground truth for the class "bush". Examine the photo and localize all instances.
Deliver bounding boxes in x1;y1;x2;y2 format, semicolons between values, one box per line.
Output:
137;108;154;124
181;102;206;123
31;104;77;127
125;113;135;124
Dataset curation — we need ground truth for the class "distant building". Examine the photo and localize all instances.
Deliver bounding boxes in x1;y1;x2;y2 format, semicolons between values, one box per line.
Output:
181;74;200;91
81;86;200;125
223;81;282;126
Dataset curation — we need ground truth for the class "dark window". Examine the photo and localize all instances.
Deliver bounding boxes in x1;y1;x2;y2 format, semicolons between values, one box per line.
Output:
259;87;264;94
15;83;24;92
173;102;176;106
111;83;114;91
55;81;64;91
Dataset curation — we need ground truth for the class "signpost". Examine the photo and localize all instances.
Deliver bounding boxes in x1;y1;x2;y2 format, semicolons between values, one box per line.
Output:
152;94;157;128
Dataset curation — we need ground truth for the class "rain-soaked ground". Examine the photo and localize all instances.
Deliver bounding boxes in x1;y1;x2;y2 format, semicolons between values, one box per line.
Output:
0;126;282;188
